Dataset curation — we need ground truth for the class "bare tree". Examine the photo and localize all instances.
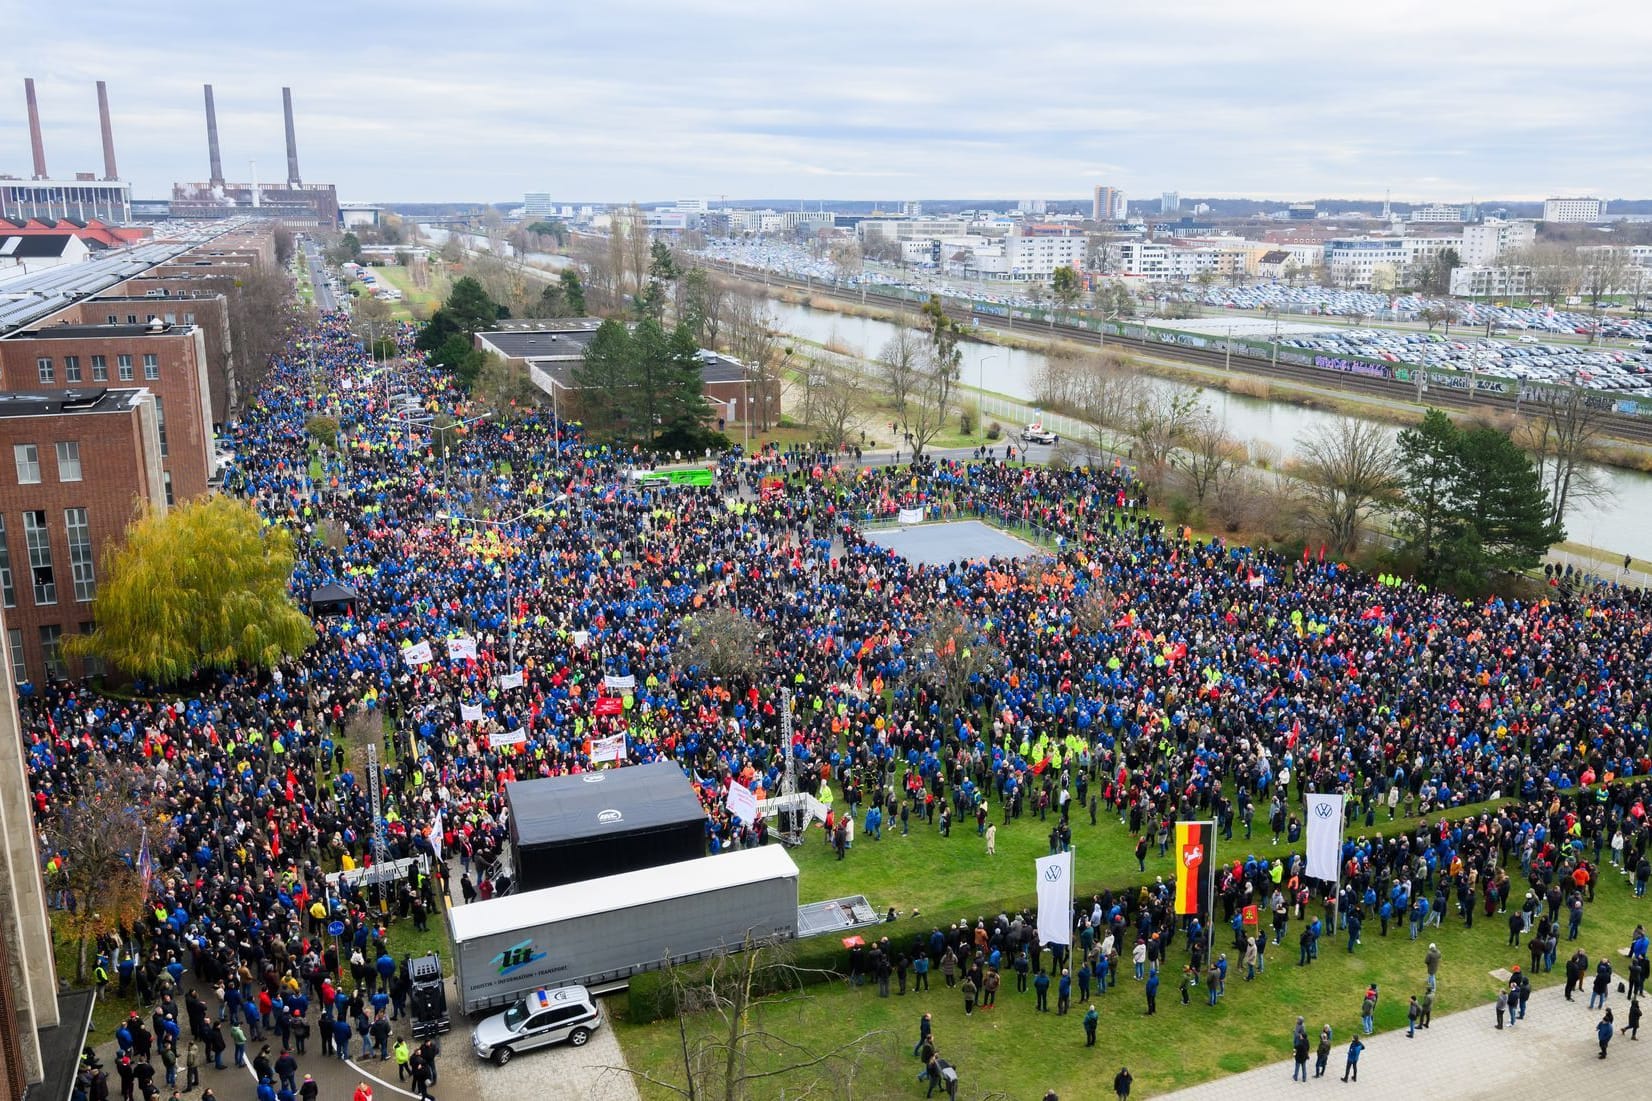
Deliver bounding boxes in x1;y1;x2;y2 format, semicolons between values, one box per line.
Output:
611;937;888;1101
1514;243;1579;307
1292;417;1398;556
1578;248;1629;337
1517;383;1616;529
205;266;297;410
1173;405;1243;504
876;318;925;439
724;292;785;431
674;605;770;683
42;755;166;980
905;606;1003;710
1124;386;1201;482
904;297;962;457
808;357;863;448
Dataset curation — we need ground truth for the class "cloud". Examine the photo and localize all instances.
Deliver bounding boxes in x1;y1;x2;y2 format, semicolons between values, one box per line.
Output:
4;0;1649;203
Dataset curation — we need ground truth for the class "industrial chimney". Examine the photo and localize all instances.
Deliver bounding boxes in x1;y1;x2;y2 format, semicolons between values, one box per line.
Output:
96;80;119;180
204;83;225;189
282;86;302;188
24;78;48;179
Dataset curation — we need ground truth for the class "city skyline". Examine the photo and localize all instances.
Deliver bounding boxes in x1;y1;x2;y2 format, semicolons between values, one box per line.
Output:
6;0;1650;204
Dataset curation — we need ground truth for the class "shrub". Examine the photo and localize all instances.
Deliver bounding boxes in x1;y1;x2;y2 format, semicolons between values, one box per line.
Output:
986;421;1003;441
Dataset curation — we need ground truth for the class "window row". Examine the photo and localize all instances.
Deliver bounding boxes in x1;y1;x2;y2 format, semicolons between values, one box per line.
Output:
6;622;99;684
0;508;95;607
35;353;158;383
12;442;80;484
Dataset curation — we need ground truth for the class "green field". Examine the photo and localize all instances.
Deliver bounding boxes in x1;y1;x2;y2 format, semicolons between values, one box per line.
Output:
615;792;1652;1099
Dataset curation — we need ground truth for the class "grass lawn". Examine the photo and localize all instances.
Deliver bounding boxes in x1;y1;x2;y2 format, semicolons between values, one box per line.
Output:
370;263;448;319
616;794;1652;1098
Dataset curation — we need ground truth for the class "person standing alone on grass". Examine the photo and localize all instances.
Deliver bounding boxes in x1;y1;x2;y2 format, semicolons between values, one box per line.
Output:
1341;1036;1364;1082
1113;1067;1133;1100
1361;984;1377;1035
1084;1004;1098;1046
1292;1018;1309;1082
1144;967;1159;1015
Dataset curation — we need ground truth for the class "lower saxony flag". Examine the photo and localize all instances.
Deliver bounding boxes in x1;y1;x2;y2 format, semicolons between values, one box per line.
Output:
1173;821;1215;916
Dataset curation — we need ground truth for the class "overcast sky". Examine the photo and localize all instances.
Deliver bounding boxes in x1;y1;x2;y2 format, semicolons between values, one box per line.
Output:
8;0;1649;205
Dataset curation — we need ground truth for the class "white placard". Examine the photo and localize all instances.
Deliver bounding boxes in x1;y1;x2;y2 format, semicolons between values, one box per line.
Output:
460;702;484;722
447;637;478;661
898;507;924;525
499;671;524;690
603;674;636;691
591;733;626;762
401;640;433;666
488;727;527;749
725;779;759;824
572;630;590;648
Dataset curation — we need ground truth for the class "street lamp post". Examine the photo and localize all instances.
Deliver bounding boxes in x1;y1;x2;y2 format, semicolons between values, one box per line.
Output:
978;353;999;438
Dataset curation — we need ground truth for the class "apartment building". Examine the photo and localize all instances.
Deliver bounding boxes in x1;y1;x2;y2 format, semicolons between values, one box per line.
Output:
1542;197;1605;223
0;387;166;685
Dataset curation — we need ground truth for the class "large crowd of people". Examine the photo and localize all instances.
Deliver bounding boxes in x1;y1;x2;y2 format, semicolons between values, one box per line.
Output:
36;308;1652;1099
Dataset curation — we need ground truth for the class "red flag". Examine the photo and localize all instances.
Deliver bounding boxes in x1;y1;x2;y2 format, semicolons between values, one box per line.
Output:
1318;543;1327;563
1302;546;1311;563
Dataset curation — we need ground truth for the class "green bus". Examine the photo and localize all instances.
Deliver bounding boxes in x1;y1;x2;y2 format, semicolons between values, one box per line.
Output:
632;467;715;488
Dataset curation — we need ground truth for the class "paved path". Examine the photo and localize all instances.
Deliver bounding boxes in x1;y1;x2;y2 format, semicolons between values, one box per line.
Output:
1156;983;1648;1100
472;996;640;1101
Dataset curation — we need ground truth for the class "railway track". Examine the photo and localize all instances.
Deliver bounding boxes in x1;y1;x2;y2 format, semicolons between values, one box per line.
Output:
709;262;1652;447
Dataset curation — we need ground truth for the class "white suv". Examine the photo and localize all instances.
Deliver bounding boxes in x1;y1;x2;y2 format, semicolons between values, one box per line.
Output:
472;986;604;1066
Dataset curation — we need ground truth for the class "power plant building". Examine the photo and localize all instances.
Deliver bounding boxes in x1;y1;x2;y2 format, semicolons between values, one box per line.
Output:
1;78;132;223
169;84;338;227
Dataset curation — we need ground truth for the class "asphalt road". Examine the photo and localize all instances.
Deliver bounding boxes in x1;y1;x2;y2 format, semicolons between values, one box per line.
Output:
305;242;339;312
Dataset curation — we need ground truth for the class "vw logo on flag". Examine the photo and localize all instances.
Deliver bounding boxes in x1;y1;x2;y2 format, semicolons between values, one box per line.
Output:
1044;864;1064;882
1314;801;1336;818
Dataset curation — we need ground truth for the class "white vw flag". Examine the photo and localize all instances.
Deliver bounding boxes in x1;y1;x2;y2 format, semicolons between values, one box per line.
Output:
1305;792;1345;884
725;779;759;824
1035;851;1073;946
401;640;433;666
447;637;478;661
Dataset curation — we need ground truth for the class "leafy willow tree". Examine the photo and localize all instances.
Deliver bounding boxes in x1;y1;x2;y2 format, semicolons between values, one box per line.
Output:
69;496;315;683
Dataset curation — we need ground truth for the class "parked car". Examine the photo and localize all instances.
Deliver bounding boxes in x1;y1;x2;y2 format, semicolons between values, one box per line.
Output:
472;986;603;1065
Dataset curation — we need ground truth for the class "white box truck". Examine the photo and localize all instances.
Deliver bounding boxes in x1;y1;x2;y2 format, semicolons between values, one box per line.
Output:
451;846;812;1015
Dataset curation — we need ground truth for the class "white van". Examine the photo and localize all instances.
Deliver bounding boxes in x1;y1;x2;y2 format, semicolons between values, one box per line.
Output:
471;985;604;1065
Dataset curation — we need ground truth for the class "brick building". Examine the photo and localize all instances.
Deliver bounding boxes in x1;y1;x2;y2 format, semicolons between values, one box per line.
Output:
0;321;215;501
0;387;165;685
52;289;236;429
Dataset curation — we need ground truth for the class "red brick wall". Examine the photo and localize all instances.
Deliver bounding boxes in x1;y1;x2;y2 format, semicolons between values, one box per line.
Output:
0;331;212;500
0;405;159;683
53;294;234;428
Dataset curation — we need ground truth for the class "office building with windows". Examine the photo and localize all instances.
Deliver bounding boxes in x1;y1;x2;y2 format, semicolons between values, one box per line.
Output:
0;388;166;685
1542;197;1605;223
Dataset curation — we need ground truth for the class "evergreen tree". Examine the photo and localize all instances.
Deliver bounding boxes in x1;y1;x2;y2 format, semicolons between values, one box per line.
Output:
1393;409;1463;570
661;322;713;437
560;269;587;315
1452;426;1564;574
572;319;636;437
